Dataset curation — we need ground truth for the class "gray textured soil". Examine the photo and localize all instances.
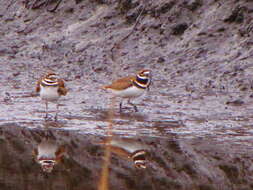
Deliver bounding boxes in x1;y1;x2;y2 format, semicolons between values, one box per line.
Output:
0;0;253;189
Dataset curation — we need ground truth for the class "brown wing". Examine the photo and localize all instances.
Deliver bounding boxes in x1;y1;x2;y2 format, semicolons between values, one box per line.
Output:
55;145;66;163
103;76;135;90
109;146;132;160
32;148;38;161
57;79;67;96
97;139;132;160
35;79;41;93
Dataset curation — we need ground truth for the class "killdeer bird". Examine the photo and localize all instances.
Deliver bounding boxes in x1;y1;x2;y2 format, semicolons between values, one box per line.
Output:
36;72;67;120
33;139;65;173
99;138;147;169
103;69;151;112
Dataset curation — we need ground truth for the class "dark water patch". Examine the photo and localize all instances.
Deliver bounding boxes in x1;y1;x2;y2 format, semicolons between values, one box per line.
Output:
198;184;215;190
0;121;252;189
167;139;183;154
219;164;240;184
154;177;182;190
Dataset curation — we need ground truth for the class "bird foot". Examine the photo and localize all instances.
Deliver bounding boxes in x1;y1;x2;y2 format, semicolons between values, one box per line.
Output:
54;114;58;121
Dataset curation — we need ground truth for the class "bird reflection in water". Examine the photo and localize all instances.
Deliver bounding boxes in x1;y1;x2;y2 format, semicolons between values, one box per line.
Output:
99;137;148;169
33;135;65;173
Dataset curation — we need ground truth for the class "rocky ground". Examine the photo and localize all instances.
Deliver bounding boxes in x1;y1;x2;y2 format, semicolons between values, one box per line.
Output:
0;0;253;189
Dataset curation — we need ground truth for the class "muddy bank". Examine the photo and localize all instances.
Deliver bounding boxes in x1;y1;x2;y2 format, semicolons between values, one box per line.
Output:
0;0;253;189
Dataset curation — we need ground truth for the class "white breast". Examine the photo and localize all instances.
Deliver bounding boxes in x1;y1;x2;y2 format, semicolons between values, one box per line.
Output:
110;86;145;98
38;141;58;158
40;85;60;102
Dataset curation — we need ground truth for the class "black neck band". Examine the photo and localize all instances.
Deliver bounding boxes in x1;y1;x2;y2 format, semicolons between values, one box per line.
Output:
136;77;149;85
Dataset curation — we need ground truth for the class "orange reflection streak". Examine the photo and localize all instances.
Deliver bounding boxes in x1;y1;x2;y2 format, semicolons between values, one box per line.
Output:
98;97;115;190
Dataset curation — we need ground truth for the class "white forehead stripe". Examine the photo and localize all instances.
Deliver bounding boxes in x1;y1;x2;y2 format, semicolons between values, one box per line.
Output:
48;74;57;78
135;160;145;164
44;78;57;83
137;75;148;79
39;160;56;164
133;151;146;157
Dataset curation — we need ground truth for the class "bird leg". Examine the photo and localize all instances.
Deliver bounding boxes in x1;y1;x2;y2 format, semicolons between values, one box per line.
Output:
54;103;59;121
127;99;138;112
45;101;49;120
119;101;123;113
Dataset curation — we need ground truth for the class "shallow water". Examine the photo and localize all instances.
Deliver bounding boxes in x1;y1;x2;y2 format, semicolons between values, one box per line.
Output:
0;89;253;190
